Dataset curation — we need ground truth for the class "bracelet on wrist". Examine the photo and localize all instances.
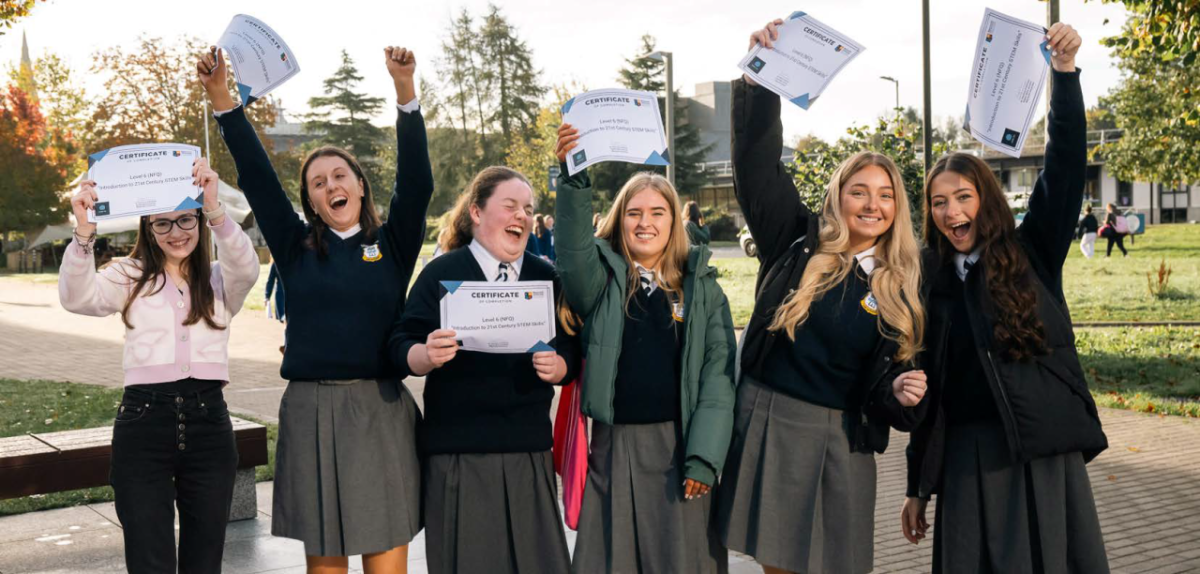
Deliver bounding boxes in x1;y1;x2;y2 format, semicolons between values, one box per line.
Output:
203;202;226;221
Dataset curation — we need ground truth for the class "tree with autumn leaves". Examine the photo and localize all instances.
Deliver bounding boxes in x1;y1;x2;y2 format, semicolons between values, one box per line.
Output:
0;84;72;234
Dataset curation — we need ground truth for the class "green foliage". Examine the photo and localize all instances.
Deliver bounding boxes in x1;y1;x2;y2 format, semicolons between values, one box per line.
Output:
303;50;392;214
506;85;575;214
0;0;42;35
1093;1;1200;185
700;207;738;242
786;115;931;232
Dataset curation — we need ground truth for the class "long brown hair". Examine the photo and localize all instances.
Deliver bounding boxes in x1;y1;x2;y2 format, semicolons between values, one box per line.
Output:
114;211;223;331
443;166;532;251
768;152;925;363
924;153;1046;361
299;147;382;258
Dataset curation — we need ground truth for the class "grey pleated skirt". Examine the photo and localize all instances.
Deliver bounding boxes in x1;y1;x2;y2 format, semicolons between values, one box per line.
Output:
716;378;877;574
573;420;729;574
424;450;570;574
933;421;1110;574
271;379;423;557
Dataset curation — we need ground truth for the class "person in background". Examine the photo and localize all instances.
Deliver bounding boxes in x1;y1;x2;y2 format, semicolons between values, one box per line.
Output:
1100;203;1129;257
1076;204;1098;259
684;200;711;246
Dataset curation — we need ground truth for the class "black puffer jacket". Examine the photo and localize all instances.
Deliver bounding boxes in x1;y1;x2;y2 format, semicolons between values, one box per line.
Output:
732;79;921;454
906;70;1108;499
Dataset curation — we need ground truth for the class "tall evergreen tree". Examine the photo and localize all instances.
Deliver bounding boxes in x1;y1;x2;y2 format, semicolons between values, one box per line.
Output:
303;50;392;212
481;3;545;158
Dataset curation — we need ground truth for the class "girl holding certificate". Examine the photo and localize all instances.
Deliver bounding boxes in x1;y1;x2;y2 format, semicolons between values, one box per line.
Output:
390;167;578;574
553;126;737;574
715;20;928;574
198;46;430;573
902;23;1110;573
59;159;259;573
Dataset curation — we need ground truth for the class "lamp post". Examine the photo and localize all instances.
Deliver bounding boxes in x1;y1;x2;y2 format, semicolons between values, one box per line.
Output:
921;0;933;174
647;50;675;188
880;76;899;118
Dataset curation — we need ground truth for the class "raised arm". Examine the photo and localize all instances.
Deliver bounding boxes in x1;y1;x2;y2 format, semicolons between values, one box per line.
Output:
197;47;305;265
195;159;260;317
1017;24;1086;286
731;20;812;265
58;180;131;317
381;46;434;285
552;124;611;318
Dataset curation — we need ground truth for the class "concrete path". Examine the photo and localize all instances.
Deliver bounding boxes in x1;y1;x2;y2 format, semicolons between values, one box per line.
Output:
2;276;1199;573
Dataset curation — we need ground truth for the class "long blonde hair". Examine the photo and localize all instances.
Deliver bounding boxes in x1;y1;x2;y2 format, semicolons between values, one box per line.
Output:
768;152;925;363
559;172;690;335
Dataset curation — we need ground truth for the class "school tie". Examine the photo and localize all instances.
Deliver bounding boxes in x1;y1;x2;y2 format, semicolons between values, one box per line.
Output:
637;266;656;295
496;262;511;282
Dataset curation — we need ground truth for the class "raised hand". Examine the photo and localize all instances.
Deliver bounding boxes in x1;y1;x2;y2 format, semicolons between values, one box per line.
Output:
384;46;417;105
1046;22;1081;73
555;123;580;163
196;47;236;112
71;180;99;237
193;158;224;226
743;18;785;86
892;370;928;407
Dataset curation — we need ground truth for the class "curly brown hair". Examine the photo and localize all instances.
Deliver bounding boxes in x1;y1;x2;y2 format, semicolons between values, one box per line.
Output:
924;153;1046;362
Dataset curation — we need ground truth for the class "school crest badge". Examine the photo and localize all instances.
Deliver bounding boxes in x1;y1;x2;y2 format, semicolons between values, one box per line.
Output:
860;292;879;316
362;243;382;262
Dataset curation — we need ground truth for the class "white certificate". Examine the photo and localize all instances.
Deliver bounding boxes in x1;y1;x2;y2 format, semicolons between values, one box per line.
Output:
218;14;300;105
561;89;669;176
964;8;1051;158
85;144;203;222
439;281;557;354
737;11;865;109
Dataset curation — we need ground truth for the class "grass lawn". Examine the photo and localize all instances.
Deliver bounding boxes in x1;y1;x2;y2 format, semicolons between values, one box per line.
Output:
0;379;278;517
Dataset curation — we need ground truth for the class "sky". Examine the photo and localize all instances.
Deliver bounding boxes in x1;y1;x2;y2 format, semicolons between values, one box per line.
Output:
1;0;1131;145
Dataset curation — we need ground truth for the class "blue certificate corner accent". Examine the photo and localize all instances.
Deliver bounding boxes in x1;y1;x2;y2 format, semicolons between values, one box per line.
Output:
562;97;576;115
645;150;670;166
789;11;807;20
790;93;813;109
175;196;204;211
87;149;110;169
1039;40;1052;65
237;83;255;105
528;340;555;353
439;280;464;296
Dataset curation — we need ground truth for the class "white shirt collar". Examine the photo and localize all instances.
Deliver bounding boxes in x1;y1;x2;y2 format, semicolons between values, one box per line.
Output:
634;263;659;294
469;239;523;282
953;248;983;282
854;245;879;277
331;224;362;240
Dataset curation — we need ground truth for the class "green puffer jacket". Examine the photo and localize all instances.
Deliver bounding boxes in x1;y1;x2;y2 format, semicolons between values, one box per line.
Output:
553;166;737;486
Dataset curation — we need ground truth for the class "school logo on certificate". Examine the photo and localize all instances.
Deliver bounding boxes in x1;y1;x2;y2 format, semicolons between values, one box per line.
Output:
572;149;587;165
835;45;844;52
95;202;110;217
280;53;288;62
748;57;767;73
1001;128;1021;147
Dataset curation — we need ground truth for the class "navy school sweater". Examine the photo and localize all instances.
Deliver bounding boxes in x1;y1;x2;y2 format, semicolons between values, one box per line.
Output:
389;246;582;455
215;106;433;381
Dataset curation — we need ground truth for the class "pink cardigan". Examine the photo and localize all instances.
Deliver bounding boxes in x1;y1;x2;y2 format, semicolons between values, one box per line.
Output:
58;218;260;386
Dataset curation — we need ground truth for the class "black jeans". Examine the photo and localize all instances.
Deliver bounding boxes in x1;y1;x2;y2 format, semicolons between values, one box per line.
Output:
110;379;239;574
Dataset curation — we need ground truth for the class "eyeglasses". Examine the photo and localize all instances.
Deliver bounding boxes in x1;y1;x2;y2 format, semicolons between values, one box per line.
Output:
149;214;200;235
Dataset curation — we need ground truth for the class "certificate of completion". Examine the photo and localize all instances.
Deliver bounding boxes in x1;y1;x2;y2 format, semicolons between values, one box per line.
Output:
738;11;865;109
964;9;1051;158
439;281;557;354
561;89;669;176
86;144;203;222
218;14;300;105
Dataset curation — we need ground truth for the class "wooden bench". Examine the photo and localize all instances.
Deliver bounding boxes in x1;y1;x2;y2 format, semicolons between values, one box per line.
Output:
0;417;268;521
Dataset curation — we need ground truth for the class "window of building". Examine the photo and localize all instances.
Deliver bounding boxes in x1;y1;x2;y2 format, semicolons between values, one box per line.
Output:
1117;180;1133;207
1159;183;1190;224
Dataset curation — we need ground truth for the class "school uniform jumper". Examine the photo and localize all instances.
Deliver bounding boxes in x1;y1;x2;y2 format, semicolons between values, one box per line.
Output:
909;69;1110;574
58;216;260;573
554;165;737;574
215;102;433;557
389;242;580;574
715;79;922;574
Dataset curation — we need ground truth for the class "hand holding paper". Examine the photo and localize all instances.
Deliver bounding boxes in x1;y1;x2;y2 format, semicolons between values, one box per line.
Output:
86;144;204;222
217;14;300;105
560;89;670;175
1045;22;1081;72
963;9;1052;157
439;281;557;354
197;46;236;113
70;180;99;236
737;11;865;109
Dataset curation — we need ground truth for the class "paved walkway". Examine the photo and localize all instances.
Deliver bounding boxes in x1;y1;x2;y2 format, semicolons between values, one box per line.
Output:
2;276;1199;573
